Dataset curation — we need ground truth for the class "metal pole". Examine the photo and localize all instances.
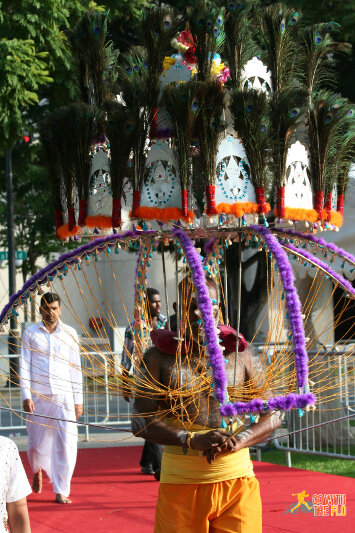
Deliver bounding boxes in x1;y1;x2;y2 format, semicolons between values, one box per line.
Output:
233;235;242;386
161;245;170;329
6;147;19;386
223;245;229;326
175;242;184;426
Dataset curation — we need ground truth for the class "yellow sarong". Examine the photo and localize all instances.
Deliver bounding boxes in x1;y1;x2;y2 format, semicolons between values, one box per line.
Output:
155;419;261;532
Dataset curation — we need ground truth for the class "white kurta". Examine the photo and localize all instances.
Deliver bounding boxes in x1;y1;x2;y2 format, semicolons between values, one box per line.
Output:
20;320;83;497
0;436;32;532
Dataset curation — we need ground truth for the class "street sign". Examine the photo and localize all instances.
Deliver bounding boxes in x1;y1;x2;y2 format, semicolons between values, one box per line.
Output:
0;251;27;261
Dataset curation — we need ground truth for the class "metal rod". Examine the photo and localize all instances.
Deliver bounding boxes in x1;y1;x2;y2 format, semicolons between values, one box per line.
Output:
175;241;184;426
6;146;19;386
161;244;170;329
0;406;132;433
233;235;242;385
223;245;229;326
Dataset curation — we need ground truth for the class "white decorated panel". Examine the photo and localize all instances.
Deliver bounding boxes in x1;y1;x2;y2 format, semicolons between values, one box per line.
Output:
241;57;272;94
140;141;181;208
215;135;256;204
285;141;313;209
87;146;112;217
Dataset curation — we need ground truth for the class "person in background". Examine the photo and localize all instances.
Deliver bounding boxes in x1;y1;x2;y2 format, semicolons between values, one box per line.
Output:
0;435;31;532
20;293;83;504
122;288;166;479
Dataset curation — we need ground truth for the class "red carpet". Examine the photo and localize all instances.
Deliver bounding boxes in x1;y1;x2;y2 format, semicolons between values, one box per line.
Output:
20;447;354;533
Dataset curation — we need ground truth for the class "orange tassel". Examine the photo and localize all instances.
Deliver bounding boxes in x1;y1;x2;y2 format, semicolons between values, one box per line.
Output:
215;202;270;217
131;206;194;223
85;215;113;229
274;207;318;222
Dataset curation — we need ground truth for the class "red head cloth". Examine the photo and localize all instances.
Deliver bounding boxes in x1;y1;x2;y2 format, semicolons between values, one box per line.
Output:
150;324;247;355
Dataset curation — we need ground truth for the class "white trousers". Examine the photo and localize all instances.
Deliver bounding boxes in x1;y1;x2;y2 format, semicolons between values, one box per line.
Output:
27;394;78;497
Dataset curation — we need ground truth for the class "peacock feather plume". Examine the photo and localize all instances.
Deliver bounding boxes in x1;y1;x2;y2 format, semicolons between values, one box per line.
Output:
222;0;259;90
104;101;135;204
187;1;225;81
269;88;307;187
308;92;353;200
336;116;355;200
260;3;302;93
141;6;181;102
38;115;64;217
162;80;205;192
299;22;351;103
195;79;226;185
117;47;153;196
230;89;272;191
64;103;97;225
70;11;119;108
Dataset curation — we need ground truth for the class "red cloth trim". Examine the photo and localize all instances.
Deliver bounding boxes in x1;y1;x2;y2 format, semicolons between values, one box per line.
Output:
150;324;247;355
78;199;87;226
206;185;218;216
112;198;122;228
337;194;344;215
314;190;323;219
67;207;76;231
132;190;140;218
255;187;268;214
181;189;188;217
276;186;285;218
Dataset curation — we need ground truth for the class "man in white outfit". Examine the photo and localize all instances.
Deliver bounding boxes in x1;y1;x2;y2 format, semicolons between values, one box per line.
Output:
20;292;83;504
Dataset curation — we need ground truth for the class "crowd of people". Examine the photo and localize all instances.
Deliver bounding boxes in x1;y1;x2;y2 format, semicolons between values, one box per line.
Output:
1;282;275;532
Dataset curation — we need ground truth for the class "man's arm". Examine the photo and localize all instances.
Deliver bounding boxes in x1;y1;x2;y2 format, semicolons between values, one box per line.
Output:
6;498;31;533
20;330;34;413
132;348;240;456
68;330;83;418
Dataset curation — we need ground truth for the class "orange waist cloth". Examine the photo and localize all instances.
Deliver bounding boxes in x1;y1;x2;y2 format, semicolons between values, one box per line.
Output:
154;477;262;533
161;418;254;484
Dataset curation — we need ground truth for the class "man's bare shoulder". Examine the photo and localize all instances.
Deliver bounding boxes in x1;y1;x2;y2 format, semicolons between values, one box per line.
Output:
143;345;174;365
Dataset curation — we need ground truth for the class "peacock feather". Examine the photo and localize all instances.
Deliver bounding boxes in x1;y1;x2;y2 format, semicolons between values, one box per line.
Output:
336;118;355;200
141;6;181;103
260;3;302;93
64;103;97;209
230;89;272;191
70;11;119;109
308;92;353;198
187;1;226;81
269;88;307;187
104;101;136;202
162;80;205;191
195;79;226;186
222;0;259;90
299;22;351;103
38;115;64;215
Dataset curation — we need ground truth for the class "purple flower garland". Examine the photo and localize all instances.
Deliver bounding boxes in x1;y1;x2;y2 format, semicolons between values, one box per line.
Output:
0;229;155;324
275;228;355;265
250;225;309;389
285;243;355;297
171;227;228;404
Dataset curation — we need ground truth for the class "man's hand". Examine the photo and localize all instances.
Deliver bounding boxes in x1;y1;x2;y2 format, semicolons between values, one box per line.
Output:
23;399;35;413
75;404;83;419
190;430;240;463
